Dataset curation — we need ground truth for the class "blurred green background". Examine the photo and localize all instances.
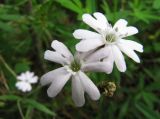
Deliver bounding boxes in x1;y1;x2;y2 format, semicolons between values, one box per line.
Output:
0;0;160;119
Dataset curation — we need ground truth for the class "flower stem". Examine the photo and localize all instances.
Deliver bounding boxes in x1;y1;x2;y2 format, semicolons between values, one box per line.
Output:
0;55;17;78
25;106;33;119
17;100;25;119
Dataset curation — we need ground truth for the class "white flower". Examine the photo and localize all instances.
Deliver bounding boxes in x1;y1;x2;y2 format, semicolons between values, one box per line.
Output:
40;40;112;107
16;71;38;92
73;12;143;72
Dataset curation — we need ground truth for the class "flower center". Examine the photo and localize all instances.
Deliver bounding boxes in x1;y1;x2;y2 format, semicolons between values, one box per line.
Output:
70;60;81;72
105;33;116;43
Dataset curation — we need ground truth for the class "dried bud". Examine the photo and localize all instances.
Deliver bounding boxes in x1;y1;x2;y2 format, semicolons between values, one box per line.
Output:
98;81;117;97
107;82;116;92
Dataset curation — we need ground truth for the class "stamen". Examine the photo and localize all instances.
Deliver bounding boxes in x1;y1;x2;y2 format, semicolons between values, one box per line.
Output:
70;60;81;72
115;27;118;32
106;33;116;43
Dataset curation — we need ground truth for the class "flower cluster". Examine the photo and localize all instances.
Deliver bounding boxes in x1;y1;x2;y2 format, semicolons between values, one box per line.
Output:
40;12;143;107
16;71;38;92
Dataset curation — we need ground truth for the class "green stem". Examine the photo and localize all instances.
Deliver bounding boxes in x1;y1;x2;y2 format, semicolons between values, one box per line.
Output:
27;86;42;96
0;55;17;78
0;70;10;91
25;106;33;119
121;0;126;10
17;100;25;119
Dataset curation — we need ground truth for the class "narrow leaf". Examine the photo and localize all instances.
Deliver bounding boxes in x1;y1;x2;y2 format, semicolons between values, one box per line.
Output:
24;99;56;116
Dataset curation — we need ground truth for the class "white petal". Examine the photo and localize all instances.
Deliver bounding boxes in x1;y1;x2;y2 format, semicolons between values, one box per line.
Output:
111;45;126;72
44;50;69;65
82;13;106;33
93;12;108;25
76;38;104;52
103;59;114;73
85;46;110;62
82;61;112;74
125;26;138;36
117;42;140;63
73;29;101;40
29;76;38;84
78;71;100;100
120;39;143;52
72;74;85;107
113;19;128;29
113;19;138;37
16;81;32;92
51;40;73;61
47;71;71;98
25;71;33;79
40;67;69;86
76;49;96;61
17;74;26;81
119;27;138;37
102;47;114;72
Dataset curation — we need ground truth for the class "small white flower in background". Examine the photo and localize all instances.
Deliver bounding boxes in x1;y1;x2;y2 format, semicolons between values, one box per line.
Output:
73;12;143;72
40;40;112;107
16;71;38;92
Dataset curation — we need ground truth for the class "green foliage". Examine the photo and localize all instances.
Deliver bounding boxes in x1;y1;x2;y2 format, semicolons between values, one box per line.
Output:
135;102;160;119
24;99;56;116
0;0;160;119
0;95;20;101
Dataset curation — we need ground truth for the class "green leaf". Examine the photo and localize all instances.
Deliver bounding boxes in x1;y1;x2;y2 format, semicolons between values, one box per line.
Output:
142;92;159;108
14;62;30;74
85;0;97;13
55;0;82;14
143;68;157;81
133;10;160;23
72;0;82;8
0;14;22;21
118;100;129;119
153;0;160;9
0;21;13;31
0;95;21;101
102;0;111;14
135;103;160;119
146;81;160;91
24;99;56;116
